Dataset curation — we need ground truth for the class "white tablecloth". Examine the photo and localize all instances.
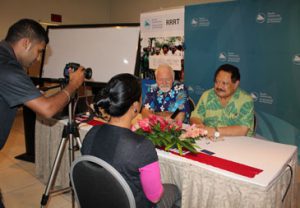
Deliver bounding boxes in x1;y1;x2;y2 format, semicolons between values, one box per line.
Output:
35;117;298;208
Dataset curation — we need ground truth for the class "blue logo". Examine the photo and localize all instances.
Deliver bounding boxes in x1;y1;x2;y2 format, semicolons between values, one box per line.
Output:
250;92;259;102
293;54;300;65
191;18;198;27
144;20;150;27
191;17;210;27
219;52;227;62
256;13;265;23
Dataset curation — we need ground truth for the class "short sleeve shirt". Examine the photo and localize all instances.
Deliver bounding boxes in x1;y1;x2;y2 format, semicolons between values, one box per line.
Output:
81;124;158;208
143;81;190;123
192;88;254;136
0;41;41;149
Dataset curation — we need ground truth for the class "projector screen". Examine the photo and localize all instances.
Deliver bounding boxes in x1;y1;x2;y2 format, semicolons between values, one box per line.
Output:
40;24;140;83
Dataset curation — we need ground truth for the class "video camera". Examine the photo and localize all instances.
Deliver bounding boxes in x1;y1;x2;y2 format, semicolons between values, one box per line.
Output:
63;62;92;80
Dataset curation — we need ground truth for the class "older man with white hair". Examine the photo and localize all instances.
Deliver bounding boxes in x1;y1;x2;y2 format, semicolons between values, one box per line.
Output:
141;64;190;123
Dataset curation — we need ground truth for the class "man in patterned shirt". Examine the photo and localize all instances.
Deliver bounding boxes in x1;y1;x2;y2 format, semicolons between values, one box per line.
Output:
141;64;190;123
190;64;254;139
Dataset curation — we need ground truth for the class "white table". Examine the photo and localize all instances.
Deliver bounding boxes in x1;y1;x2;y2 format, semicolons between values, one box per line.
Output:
35;117;298;208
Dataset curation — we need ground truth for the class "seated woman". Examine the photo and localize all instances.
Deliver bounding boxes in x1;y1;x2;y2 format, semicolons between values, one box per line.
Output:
81;73;180;208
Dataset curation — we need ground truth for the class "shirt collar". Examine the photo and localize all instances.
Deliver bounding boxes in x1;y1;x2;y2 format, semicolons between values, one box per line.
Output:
0;40;17;60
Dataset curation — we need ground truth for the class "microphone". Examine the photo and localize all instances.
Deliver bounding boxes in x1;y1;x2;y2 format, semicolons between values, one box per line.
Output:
170;108;180;119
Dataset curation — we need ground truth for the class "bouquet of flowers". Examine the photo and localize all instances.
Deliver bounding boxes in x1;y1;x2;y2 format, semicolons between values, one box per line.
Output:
132;115;208;155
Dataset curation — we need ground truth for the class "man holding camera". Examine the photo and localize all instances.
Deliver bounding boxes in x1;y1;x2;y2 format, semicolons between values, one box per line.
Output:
0;19;85;207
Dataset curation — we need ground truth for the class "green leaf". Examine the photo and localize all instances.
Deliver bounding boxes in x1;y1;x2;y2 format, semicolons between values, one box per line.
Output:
177;143;183;155
180;141;197;153
165;141;176;150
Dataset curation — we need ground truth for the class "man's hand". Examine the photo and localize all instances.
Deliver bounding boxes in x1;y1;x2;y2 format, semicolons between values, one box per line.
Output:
190;117;205;128
68;66;85;90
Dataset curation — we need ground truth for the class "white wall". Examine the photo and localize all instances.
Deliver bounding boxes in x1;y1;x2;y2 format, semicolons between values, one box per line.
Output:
0;0;110;39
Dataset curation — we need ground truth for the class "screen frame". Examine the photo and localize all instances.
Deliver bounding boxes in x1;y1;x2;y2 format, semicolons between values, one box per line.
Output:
39;23;140;87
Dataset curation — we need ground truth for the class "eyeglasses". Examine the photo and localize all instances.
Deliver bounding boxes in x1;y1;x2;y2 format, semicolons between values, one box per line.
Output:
214;80;230;87
157;78;172;83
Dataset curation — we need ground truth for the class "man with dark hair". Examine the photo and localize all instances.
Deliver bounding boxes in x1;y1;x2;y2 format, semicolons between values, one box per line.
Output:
190;64;254;139
0;19;85;207
160;44;171;56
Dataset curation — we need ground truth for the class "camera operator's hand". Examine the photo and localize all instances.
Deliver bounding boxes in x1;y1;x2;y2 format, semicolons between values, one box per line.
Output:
67;66;85;90
25;66;86;119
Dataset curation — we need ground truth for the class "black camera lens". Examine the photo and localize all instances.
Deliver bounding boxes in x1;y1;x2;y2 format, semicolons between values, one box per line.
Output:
64;62;92;80
84;68;92;79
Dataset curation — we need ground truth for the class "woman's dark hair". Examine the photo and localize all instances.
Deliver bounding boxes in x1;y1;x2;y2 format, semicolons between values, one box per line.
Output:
94;73;141;117
214;64;240;83
5;18;49;44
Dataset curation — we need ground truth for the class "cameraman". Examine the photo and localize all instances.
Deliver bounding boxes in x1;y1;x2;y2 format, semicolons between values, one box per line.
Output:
0;19;85;207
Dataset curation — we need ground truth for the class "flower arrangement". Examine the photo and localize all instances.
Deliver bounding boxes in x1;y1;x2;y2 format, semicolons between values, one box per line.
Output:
132;115;207;155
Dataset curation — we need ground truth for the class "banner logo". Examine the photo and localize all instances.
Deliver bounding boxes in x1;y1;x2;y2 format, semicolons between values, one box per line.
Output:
218;51;240;63
191;18;198;27
293;54;300;65
190;17;210;27
166;18;180;25
251;91;274;104
219;52;227;61
256;12;282;24
258;92;274;105
250;92;259;102
144;20;151;28
256;13;266;23
266;12;282;23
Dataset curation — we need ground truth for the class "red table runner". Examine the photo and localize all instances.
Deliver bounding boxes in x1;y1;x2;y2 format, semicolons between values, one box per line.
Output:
86;119;105;126
163;148;263;178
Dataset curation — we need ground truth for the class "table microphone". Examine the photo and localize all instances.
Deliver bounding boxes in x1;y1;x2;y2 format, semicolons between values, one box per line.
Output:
170;108;180;119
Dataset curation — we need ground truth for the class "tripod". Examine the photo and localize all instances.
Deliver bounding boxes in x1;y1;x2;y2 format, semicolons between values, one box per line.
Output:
40;99;82;208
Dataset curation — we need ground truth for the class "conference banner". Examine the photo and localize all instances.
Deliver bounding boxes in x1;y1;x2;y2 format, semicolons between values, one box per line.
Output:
140;7;184;76
184;0;300;159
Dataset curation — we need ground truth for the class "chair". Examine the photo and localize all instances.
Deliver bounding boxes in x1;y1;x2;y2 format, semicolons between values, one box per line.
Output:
70;155;136;208
141;79;156;101
253;113;257;134
188;97;195;112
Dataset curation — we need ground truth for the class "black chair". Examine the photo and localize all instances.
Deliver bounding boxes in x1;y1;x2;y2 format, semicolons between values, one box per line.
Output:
70;155;136;208
188;97;195;112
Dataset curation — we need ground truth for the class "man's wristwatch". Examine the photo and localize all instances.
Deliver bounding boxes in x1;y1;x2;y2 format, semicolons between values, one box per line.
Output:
214;127;220;139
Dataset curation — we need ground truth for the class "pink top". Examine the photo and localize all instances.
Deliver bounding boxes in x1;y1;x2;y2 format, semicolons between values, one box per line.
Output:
139;161;164;203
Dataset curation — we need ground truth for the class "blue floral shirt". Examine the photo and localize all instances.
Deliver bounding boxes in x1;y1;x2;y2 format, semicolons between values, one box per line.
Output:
143;81;190;123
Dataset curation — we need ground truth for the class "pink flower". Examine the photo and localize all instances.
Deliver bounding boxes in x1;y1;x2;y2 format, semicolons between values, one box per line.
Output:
138;118;152;132
132;115;202;155
149;115;168;131
180;124;207;139
157;117;169;131
131;123;139;131
169;120;182;131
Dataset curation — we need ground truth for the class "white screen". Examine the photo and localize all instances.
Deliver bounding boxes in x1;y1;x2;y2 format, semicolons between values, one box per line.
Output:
41;26;140;83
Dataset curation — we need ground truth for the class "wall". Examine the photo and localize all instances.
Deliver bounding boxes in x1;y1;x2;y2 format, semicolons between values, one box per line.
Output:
0;0;110;39
109;0;228;23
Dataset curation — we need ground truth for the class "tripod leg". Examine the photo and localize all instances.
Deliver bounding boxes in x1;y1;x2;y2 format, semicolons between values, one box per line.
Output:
75;136;82;149
40;135;68;207
68;135;82;208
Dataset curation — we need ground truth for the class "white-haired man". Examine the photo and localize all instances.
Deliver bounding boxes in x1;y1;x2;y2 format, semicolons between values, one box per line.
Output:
141;64;190;123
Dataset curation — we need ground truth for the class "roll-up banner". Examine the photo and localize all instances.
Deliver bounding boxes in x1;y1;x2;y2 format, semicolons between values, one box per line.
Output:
140;7;185;79
184;0;300;160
